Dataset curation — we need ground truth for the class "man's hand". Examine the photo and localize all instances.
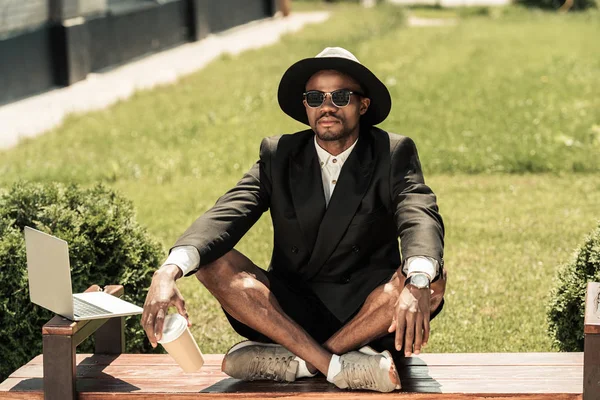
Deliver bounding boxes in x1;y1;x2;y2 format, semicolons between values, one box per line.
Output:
142;264;188;348
388;280;431;357
388;269;447;357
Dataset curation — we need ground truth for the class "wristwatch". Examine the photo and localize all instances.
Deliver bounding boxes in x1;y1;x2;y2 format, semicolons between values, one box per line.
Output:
405;272;430;289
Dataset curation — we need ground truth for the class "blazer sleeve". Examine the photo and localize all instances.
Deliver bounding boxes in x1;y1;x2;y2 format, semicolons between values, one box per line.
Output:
390;136;444;273
170;138;274;275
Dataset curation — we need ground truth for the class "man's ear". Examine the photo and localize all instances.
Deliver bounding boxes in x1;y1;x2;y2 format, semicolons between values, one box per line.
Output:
359;98;371;115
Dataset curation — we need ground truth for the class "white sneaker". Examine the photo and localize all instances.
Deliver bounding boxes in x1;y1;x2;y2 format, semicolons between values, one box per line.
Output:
331;346;401;392
221;340;299;382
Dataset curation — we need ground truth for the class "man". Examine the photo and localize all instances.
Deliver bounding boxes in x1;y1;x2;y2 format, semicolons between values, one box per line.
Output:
142;47;446;393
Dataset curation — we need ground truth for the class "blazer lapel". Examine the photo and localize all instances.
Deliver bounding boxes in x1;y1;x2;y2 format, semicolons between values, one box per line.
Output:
303;132;376;280
289;138;326;252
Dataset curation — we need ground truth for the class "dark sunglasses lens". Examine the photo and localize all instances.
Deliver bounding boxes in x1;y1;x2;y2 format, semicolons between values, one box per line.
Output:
305;92;324;107
331;90;351;106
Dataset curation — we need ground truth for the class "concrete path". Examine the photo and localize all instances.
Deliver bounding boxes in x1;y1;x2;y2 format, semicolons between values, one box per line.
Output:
408;16;458;26
0;12;330;150
389;0;510;7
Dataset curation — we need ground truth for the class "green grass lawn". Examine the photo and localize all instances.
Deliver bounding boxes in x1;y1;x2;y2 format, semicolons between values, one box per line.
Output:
1;3;598;353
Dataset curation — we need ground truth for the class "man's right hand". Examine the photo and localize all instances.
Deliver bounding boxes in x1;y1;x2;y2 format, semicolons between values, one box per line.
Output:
142;264;188;348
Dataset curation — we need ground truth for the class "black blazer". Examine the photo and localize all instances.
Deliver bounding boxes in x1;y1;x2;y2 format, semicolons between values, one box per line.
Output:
173;126;444;321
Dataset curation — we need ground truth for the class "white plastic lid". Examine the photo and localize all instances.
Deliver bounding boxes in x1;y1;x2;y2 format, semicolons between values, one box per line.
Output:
157;313;187;344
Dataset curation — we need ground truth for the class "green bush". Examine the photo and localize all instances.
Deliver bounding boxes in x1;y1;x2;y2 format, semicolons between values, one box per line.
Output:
547;221;600;351
0;182;164;381
516;0;597;11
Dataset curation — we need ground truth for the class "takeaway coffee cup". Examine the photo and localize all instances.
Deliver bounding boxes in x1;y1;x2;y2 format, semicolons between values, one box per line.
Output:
158;313;204;372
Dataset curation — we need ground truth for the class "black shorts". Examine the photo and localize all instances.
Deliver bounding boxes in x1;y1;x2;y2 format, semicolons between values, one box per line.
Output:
224;269;445;357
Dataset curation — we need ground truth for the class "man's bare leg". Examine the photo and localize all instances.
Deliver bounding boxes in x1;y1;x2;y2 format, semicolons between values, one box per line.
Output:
322;269;447;361
294;272;403;375
323;272;403;356
194;249;332;375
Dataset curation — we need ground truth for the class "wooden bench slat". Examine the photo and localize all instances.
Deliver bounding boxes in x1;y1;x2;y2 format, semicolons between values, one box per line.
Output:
75;378;582;394
73;394;584;400
23;353;225;366
8;363;583;381
20;352;586;367
0;375;584;397
9;364;226;379
396;352;584;366
8;353;585;377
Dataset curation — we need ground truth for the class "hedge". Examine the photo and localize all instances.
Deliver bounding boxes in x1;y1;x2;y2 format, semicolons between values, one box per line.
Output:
0;182;163;381
516;0;597;11
547;221;600;351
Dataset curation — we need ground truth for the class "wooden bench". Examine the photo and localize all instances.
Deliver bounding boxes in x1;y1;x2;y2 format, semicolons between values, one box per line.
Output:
1;283;599;399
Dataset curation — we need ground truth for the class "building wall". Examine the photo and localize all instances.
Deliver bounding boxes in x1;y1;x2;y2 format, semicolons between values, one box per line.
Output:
0;0;108;37
0;0;273;104
50;0;107;21
78;0;107;16
0;0;49;35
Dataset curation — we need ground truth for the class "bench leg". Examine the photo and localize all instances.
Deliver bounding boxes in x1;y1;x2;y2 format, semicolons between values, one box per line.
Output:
43;334;76;400
584;333;600;400
94;316;125;354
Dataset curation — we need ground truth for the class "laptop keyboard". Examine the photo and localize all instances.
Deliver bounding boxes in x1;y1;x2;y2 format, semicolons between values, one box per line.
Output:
73;296;111;318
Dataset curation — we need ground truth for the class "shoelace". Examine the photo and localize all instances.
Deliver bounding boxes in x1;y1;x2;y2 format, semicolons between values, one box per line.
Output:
341;358;377;389
248;355;294;381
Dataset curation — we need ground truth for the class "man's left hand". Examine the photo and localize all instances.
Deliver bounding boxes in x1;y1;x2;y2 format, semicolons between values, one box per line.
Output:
388;279;431;357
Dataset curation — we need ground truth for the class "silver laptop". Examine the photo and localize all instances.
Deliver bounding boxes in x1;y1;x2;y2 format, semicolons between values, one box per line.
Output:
24;226;143;321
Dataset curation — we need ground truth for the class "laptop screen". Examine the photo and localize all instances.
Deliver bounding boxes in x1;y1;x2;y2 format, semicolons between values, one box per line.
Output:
24;227;74;317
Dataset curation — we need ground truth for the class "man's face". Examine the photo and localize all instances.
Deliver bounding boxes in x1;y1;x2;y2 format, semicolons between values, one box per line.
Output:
304;70;370;142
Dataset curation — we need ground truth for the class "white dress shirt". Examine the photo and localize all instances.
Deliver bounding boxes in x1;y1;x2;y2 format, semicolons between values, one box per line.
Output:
164;136;438;280
314;136;357;207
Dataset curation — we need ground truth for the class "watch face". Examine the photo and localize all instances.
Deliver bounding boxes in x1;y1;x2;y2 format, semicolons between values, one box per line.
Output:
411;274;429;289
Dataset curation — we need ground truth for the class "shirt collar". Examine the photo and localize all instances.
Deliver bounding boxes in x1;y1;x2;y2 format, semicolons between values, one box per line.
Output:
314;135;358;168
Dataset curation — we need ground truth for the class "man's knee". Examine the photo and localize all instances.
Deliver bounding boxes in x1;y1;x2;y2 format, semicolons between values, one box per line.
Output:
195;251;237;288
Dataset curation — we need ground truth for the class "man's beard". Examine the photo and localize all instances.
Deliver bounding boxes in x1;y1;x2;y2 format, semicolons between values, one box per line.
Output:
316;129;347;141
315;115;352;141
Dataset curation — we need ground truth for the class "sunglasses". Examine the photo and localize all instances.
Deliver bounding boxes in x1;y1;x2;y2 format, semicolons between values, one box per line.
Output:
303;89;365;108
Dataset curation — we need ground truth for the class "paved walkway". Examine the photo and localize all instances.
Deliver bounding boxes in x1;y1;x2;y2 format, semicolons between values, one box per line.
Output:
389;0;509;6
0;12;330;150
407;16;458;26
